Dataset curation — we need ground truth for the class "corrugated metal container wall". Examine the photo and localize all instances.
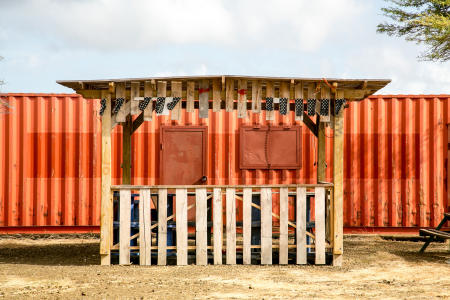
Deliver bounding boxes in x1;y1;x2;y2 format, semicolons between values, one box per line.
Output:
0;93;448;232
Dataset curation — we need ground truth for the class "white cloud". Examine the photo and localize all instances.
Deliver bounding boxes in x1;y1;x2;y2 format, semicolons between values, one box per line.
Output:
0;0;365;52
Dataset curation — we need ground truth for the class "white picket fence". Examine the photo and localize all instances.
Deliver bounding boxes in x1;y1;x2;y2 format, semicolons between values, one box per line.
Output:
110;184;333;265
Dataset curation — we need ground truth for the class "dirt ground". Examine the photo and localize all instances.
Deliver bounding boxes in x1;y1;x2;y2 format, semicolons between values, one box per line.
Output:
0;235;448;299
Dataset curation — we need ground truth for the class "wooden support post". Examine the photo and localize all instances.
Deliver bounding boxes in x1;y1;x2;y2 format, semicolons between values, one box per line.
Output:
317;123;326;182
251;80;261;113
237;79;247;118
199;79;209;119
186;81;195;113
171;81;182;121
100;90;112;265
333;90;345;266
122;115;132;185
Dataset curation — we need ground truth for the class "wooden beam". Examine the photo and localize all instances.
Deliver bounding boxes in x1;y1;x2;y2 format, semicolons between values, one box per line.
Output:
199;79;209;119
143;81;154;121
176;188;188;265
115;82;129;123
261;187;272;264
100;90;112;266
171;81;182;121
130;82;140;115
122;115;132;185
279;187;288;264
119;189;131;265
333;89;345;266
237;79;247;118
317;120;326;182
315;187;326;264
186;81;195;113
139;189;151;265
225;79;234;112
226;188;236;264
296;187;307;264
251;80;262;113
302;112;318;137
158;188;167;265
212;79;221;112
242;187;252;265
196;188;208;265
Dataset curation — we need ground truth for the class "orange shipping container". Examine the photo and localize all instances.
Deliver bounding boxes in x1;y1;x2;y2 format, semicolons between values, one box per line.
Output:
0;93;448;233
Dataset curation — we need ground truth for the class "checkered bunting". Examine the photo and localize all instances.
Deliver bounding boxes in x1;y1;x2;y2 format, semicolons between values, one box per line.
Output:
335;98;346;115
99;98;106;116
167;97;181;110
155;97;165;114
139;97;151;111
307;99;316;116
279;98;288;115
266;97;274;111
295;99;303;117
320;99;330;116
112;97;124;114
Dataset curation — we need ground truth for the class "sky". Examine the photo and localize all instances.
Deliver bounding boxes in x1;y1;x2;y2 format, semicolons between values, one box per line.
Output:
0;0;448;94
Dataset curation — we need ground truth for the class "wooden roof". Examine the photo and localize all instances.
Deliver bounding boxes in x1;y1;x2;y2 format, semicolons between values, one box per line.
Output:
57;75;390;101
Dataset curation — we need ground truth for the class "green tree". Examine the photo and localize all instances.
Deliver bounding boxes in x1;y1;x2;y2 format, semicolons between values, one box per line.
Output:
377;0;449;62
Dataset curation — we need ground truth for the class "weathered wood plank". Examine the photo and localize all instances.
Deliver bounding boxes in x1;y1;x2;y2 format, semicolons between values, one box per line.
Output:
226;188;236;265
279;187;288;265
212;79;221;112
143;81;153;121
296;187;307;264
333;89;344;266
260;187;272;264
315;187;326;264
225;79;234;112
213;188;223;265
265;81;274;121
251;80;261;113
199;79;209;119
237;79;247;118
171;81;182;121
242;187;252;265
176;188;188;265
130;82;140;115
186;81;195;113
139;189;151;265
294;82;303;121
119;189;131;265
157;188;167;265
196;188;208;265
100;90;112;265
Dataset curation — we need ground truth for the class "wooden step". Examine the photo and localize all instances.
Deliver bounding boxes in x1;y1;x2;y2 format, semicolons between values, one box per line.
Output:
419;228;450;239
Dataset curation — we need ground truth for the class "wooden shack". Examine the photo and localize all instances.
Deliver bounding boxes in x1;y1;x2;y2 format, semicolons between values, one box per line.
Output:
58;75;390;266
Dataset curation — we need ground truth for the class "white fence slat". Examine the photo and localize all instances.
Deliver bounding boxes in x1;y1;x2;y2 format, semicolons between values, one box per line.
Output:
242;187;252;265
296;187;307;264
158;188;167;265
279;187;288;265
261;187;272;265
119;189;131;265
213;188;223;265
139;189;151;265
315;187;326;264
176;188;188;265
196;188;208;265
226;188;236;265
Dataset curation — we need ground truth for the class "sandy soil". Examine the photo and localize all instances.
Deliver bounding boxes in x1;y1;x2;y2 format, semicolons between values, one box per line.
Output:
0;235;448;299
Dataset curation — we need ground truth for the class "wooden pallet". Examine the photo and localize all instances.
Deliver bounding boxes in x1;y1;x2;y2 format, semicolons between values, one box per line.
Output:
110;184;333;266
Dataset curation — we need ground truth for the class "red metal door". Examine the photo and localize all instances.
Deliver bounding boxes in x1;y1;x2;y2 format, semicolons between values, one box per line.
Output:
160;126;207;185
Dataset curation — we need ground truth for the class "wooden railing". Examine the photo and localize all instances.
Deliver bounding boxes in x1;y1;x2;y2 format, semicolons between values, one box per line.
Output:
110;184;333;266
